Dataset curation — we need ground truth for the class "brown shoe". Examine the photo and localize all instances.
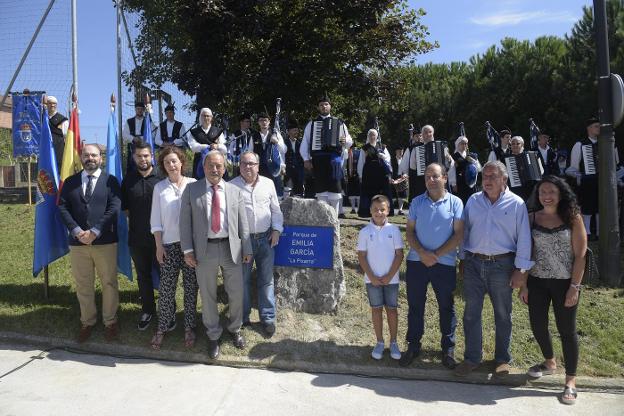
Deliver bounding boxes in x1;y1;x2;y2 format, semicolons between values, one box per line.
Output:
495;362;511;377
77;324;95;343
454;361;479;377
104;322;119;341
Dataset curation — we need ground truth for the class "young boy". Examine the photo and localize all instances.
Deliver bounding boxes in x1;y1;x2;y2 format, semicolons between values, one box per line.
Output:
357;194;404;360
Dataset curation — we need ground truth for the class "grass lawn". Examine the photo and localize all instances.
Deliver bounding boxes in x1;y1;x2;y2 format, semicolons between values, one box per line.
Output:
0;203;623;378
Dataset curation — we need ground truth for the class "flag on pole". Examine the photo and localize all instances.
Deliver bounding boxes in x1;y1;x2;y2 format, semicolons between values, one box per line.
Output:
59;96;82;189
106;101;133;281
529;118;541;151
33;103;69;277
143;100;156;156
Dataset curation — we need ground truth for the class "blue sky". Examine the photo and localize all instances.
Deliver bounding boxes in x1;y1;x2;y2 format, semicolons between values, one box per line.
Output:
1;0;592;143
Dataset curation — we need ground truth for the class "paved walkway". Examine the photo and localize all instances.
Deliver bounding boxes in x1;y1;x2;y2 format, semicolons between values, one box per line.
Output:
0;344;622;416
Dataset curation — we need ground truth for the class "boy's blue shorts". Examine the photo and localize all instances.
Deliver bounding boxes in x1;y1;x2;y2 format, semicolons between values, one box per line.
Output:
366;283;399;308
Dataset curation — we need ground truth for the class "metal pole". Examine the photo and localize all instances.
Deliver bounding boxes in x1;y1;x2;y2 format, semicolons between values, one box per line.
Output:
594;0;621;286
44;265;50;300
71;0;78;97
27;157;32;205
116;1;124;151
0;0;57;110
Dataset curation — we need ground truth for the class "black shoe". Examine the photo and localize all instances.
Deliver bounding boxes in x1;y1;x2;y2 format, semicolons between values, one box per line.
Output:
442;354;457;370
263;322;276;337
207;339;220;359
338;213;346;219
137;313;152;331
166;319;177;332
398;346;420;367
230;331;246;349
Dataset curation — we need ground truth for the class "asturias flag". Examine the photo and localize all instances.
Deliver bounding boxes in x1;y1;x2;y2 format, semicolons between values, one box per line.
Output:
106;105;133;281
33;104;69;276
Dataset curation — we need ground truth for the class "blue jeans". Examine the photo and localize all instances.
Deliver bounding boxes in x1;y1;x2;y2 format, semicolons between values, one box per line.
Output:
405;261;457;354
242;230;276;324
462;254;515;365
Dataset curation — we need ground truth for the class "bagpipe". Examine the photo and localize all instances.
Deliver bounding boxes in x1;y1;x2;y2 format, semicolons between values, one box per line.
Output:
529;118;540;151
374;116;393;176
485;120;502;152
264;98;283;177
457;121;479;188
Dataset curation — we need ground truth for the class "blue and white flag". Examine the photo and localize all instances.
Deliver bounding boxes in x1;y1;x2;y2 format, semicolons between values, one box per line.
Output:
13;93;43;157
485;121;501;150
33;105;69;276
106;106;133;281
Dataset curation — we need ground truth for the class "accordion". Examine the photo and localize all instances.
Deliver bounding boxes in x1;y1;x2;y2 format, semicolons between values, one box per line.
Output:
582;144;597;175
505;151;544;188
311;118;344;151
409;141;449;176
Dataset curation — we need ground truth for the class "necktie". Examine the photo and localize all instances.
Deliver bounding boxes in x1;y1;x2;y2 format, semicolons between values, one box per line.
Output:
85;175;94;201
211;184;220;233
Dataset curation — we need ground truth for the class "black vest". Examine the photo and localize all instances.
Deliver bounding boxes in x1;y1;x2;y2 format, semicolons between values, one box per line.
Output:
127;117;145;137
285;138;302;171
494;145;511;162
190;125;222;145
159;120;183;143
49;113;67;140
252;130;273;177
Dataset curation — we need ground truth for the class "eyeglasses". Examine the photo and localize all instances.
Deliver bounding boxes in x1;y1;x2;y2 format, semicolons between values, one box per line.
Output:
241;162;259;167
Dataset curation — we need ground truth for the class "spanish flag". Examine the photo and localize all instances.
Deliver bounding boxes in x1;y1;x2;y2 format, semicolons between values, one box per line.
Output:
59;101;82;187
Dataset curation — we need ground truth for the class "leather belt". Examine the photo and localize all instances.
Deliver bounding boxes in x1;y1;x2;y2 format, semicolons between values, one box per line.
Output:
250;229;271;239
207;237;228;243
467;251;514;261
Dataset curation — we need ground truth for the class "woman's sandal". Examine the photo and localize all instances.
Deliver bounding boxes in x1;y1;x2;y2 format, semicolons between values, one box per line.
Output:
150;331;165;350
561;386;578;405
184;328;196;348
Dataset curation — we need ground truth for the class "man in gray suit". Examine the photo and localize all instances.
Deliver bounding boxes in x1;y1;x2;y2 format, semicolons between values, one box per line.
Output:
180;150;253;359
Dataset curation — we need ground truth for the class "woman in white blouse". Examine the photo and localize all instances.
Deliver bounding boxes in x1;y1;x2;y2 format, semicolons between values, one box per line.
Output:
150;146;198;349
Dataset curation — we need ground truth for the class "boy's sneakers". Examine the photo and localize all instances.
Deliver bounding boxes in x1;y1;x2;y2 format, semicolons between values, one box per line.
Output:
389;342;401;360
371;342;385;360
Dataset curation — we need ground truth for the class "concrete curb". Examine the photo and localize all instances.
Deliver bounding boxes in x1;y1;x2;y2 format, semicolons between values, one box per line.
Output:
2;331;623;393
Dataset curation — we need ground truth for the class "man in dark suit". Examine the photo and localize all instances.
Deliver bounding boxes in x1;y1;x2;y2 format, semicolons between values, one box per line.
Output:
58;143;122;343
180;150;253;359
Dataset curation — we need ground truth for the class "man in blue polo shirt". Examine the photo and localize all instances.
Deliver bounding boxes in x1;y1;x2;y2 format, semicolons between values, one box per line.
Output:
399;163;464;369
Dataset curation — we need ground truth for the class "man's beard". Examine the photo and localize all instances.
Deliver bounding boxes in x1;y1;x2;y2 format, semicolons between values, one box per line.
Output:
136;163;151;172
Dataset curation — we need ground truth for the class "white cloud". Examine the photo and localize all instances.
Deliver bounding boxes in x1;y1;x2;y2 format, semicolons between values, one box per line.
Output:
471;10;578;26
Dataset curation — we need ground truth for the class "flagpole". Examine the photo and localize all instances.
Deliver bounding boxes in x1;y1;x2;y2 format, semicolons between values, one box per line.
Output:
71;0;78;97
116;0;124;162
44;266;50;299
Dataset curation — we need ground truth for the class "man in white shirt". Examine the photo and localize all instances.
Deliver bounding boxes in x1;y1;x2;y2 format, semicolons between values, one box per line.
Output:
154;104;186;148
230;151;284;336
487;129;512;163
536;132;560;176
122;101;147;173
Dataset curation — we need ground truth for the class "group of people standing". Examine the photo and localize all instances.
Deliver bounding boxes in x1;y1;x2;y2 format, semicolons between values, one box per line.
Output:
357;160;586;405
51;94;592;406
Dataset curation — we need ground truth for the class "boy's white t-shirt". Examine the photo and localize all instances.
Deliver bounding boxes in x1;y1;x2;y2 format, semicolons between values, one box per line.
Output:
356;220;404;284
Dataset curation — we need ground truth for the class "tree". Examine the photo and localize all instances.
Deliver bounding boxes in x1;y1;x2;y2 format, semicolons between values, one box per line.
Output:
122;0;437;124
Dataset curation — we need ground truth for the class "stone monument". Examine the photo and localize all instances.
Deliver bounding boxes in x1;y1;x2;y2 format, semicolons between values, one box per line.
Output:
274;197;345;313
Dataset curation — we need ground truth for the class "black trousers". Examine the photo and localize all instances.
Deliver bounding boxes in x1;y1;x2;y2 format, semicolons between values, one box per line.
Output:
130;244;157;315
527;275;579;376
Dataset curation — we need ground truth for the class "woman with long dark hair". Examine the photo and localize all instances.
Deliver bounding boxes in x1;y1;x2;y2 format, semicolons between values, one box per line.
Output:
519;175;587;405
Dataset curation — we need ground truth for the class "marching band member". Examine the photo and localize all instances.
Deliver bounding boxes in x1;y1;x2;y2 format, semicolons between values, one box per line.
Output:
46;96;68;171
300;95;353;217
228;112;255;177
357;129;393;218
122;101;147;172
449;136;481;205
536;131;560;176
188;107;227;178
154;104;186;148
252;113;287;196
283;117;305;197
488;128;512;162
